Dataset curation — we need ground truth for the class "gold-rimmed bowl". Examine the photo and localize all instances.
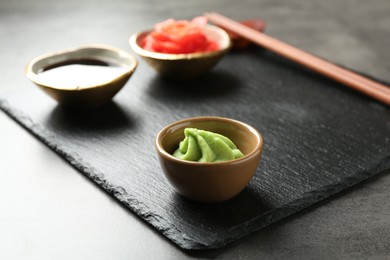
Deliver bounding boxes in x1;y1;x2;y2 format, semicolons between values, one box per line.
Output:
26;45;138;109
155;116;264;203
129;25;231;80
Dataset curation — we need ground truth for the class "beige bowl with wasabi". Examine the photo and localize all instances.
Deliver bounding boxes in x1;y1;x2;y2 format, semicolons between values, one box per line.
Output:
155;116;264;203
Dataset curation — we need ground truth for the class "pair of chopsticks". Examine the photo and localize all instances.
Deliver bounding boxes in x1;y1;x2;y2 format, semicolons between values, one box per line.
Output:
205;12;390;106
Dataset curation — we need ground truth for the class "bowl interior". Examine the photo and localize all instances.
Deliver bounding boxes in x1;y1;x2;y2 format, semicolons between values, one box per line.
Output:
202;25;231;50
26;45;138;90
159;117;261;160
131;25;231;60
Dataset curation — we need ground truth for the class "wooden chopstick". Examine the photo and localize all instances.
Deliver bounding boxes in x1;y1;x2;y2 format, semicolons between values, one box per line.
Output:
205;12;390;105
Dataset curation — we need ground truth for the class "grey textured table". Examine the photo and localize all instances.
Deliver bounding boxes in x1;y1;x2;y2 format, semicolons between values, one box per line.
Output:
1;0;390;259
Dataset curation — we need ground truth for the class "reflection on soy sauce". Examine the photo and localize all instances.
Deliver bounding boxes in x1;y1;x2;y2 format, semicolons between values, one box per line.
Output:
37;59;127;90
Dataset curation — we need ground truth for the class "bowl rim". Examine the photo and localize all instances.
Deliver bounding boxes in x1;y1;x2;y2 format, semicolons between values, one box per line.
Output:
155;116;264;165
25;44;138;91
129;25;232;60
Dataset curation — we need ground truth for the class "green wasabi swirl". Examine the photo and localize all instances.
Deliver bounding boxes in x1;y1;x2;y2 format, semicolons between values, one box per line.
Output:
172;128;244;162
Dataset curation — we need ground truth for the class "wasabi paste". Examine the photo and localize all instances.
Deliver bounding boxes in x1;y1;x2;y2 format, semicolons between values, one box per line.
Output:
173;128;244;162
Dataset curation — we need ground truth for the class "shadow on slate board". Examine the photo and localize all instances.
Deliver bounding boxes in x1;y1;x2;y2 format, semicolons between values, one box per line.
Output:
1;49;390;250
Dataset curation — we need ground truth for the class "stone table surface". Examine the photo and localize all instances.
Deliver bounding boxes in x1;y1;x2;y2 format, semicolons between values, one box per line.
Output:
0;0;389;259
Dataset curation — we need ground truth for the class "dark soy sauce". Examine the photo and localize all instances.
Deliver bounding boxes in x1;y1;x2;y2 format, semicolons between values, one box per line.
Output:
37;59;127;89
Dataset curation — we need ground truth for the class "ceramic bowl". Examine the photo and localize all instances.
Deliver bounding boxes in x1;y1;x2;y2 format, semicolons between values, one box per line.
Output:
26;45;138;109
129;25;231;80
155;116;264;203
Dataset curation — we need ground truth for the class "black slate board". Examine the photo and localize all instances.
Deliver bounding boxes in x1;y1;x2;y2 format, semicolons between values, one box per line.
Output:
1;49;390;250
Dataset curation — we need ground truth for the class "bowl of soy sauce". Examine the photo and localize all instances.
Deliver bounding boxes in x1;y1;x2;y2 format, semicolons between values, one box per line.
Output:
26;44;138;109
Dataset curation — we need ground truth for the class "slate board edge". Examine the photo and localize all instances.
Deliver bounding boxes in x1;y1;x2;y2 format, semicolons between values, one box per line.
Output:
205;155;390;250
0;98;198;250
1;97;389;250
